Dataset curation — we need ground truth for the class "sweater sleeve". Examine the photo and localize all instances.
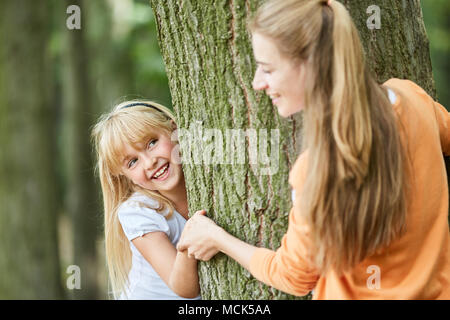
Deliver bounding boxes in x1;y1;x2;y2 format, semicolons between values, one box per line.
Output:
402;79;450;155
249;207;320;296
249;152;320;296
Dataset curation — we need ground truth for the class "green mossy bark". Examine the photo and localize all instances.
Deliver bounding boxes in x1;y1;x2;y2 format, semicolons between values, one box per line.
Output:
343;0;435;98
151;0;302;299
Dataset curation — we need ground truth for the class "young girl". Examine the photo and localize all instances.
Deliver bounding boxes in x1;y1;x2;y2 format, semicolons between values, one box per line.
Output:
178;0;450;299
92;101;201;300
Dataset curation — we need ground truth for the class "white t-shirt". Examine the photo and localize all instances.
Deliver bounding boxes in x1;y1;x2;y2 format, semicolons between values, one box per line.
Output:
117;192;201;300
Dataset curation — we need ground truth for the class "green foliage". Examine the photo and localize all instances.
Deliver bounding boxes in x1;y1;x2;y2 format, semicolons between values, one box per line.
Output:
83;0;172;114
127;3;172;107
421;0;450;110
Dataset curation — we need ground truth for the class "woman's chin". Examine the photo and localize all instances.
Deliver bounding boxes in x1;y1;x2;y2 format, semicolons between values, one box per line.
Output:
276;103;304;117
276;106;293;118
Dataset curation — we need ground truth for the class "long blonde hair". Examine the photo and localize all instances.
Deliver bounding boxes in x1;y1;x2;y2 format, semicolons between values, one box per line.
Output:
250;0;411;275
91;101;177;298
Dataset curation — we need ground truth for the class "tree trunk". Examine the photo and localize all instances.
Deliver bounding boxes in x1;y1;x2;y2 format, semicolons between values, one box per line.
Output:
150;0;440;299
0;0;64;299
60;0;101;299
344;0;435;97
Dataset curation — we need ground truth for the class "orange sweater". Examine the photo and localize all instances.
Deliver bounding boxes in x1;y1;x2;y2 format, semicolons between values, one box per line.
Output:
249;79;450;299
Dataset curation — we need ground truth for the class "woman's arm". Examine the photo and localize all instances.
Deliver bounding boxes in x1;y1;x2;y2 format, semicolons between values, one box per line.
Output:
214;227;257;270
177;212;256;270
177;210;320;297
132;232;200;298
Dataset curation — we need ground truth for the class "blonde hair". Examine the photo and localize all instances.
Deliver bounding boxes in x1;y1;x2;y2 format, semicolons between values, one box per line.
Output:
250;0;411;274
91;100;177;298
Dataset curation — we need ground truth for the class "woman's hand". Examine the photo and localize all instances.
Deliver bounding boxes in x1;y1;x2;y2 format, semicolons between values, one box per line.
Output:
177;210;222;261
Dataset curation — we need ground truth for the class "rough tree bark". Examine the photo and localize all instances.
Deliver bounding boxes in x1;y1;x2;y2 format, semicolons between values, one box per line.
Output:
149;0;442;299
0;0;64;298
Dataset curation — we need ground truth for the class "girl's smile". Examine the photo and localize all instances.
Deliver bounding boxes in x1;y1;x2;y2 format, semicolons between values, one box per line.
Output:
152;162;170;180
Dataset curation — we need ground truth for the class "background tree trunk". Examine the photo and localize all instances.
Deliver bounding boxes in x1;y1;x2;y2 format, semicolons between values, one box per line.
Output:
60;0;101;299
344;0;435;97
0;0;64;299
150;0;442;299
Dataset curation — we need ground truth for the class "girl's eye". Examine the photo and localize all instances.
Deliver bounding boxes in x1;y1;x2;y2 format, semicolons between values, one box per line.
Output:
147;139;157;149
127;158;137;169
262;69;272;74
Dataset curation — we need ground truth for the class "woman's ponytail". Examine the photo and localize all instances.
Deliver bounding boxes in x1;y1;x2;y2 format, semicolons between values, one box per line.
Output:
328;1;372;189
251;0;409;275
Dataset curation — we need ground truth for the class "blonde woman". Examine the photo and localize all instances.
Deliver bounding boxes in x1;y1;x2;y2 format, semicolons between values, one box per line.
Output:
178;0;450;299
92;101;201;300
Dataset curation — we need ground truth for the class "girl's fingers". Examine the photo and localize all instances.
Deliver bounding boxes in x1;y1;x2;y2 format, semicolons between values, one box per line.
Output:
195;209;207;216
177;241;186;252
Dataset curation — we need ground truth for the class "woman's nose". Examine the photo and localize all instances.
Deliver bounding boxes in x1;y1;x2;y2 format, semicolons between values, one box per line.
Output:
252;68;267;91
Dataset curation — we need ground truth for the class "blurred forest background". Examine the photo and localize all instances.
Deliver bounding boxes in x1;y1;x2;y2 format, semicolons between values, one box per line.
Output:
0;0;448;299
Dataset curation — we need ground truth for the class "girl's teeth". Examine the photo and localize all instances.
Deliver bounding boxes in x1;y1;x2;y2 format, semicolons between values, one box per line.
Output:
154;164;168;178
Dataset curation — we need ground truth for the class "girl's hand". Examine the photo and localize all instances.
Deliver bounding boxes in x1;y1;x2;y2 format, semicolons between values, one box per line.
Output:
177;210;222;261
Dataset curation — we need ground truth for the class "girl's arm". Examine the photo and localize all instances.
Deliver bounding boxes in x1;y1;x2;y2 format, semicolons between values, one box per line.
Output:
132;232;200;298
169;250;199;297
